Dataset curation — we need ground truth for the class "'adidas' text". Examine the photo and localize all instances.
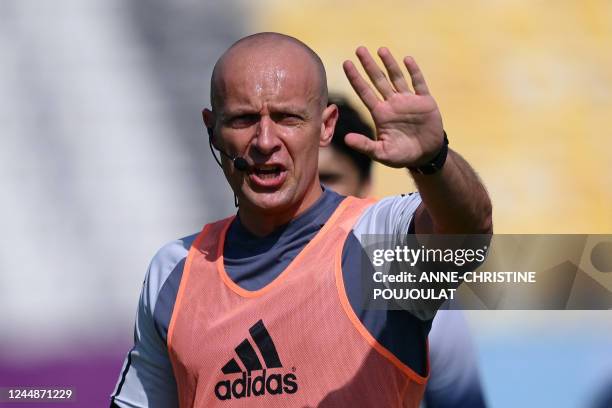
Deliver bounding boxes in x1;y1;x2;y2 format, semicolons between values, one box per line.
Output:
215;319;298;400
214;369;298;400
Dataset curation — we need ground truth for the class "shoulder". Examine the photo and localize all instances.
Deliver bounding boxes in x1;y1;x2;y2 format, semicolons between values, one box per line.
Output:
110;235;202;407
352;192;422;237
142;233;198;313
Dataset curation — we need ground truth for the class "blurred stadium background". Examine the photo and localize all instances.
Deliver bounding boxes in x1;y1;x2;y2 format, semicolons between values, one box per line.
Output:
0;1;610;406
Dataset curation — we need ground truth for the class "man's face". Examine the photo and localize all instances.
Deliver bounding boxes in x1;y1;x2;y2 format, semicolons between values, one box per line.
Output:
318;146;370;198
206;45;336;215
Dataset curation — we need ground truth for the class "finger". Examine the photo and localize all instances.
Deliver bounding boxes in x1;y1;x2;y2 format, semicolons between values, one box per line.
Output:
344;132;380;158
377;47;411;93
355;46;395;99
343;60;380;111
403;56;430;95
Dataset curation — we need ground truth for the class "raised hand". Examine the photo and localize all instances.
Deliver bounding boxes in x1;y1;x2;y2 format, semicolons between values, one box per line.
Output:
343;47;445;168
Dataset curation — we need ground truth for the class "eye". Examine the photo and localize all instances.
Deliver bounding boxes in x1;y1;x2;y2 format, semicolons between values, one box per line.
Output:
272;112;303;126
227;114;259;128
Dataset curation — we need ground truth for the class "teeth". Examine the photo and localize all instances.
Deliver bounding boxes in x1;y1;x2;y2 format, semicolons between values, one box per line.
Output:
253;165;282;180
255;165;280;174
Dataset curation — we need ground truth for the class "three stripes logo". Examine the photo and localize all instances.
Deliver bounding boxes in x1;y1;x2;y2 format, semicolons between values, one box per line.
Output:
214;319;298;400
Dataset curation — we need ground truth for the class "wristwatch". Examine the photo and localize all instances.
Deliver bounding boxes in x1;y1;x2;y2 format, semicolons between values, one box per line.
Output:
408;131;449;175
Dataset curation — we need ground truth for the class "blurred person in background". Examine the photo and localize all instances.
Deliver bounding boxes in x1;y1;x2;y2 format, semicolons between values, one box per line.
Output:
319;96;487;408
111;32;492;407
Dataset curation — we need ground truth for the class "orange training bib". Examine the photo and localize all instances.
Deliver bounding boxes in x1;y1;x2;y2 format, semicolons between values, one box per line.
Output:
167;197;428;407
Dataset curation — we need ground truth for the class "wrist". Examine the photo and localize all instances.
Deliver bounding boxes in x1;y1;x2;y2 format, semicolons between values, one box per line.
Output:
408;131;449;175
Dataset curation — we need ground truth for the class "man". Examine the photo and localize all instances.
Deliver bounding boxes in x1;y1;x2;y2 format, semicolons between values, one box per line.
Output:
111;32;492;407
318;97;375;198
319;96;488;408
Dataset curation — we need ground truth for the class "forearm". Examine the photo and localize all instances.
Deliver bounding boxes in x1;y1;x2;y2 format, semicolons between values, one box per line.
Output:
411;149;492;234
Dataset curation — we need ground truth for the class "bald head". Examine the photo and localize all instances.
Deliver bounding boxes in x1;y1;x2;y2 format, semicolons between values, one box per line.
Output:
210;32;328;112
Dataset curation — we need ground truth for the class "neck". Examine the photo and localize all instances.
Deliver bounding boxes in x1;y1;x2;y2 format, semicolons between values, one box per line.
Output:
237;183;323;237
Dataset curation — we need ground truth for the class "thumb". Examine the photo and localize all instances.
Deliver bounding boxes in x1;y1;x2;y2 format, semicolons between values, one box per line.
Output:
344;132;379;158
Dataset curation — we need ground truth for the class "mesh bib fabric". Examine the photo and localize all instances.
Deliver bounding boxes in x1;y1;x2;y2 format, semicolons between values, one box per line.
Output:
167;197;428;407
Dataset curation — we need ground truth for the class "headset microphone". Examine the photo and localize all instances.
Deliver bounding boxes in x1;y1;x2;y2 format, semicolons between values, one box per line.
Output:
230;156;249;172
207;127;249;171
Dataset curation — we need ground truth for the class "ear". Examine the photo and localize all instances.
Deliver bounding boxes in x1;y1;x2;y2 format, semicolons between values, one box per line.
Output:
203;108;217;145
203;108;215;130
319;104;338;147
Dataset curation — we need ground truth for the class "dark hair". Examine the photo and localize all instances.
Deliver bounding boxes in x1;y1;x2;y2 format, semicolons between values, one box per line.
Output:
328;95;374;181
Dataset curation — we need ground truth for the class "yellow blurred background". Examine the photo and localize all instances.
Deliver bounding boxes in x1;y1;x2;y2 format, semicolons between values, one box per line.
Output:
253;0;612;233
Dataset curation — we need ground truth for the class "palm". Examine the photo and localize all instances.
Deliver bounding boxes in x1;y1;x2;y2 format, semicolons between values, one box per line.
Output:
343;47;444;168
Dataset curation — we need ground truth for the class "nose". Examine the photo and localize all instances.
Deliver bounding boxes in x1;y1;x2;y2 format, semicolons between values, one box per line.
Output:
252;116;281;156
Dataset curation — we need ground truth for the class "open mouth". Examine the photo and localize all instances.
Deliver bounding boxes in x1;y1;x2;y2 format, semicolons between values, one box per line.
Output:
249;164;287;187
253;165;283;179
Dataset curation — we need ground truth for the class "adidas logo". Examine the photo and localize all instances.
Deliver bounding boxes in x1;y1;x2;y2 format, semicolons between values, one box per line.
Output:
215;319;298;400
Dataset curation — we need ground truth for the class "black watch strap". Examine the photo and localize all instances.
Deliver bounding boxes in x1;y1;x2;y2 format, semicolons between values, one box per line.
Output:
409;131;449;175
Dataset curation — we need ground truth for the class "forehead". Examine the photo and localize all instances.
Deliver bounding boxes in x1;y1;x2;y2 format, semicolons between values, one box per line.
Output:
215;44;321;111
